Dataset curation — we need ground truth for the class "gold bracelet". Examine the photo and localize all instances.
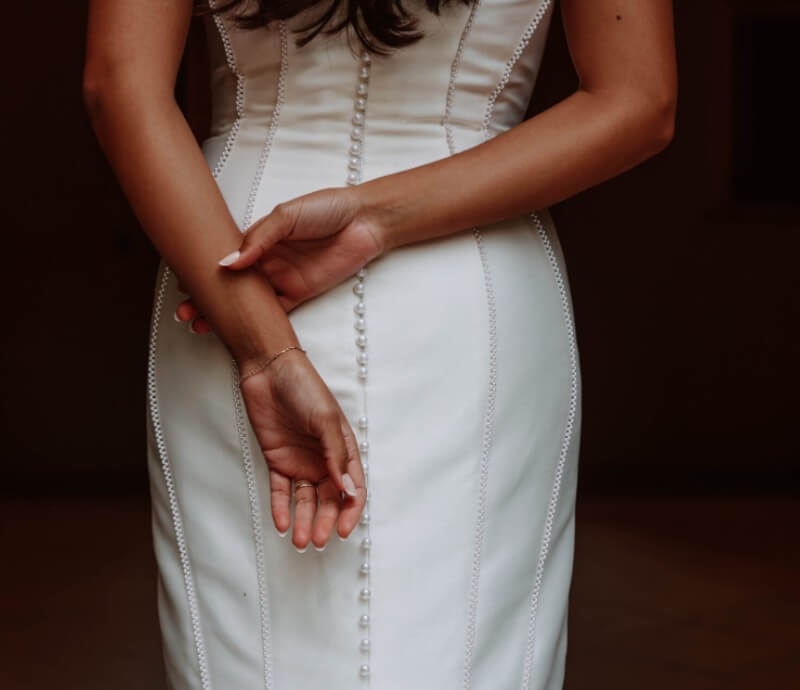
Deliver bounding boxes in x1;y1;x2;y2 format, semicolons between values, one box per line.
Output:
238;345;307;383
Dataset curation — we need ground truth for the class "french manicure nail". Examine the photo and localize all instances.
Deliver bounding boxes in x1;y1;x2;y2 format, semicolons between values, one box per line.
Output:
277;527;289;538
313;543;327;552
218;250;240;266
173;311;182;322
342;473;357;497
295;544;309;554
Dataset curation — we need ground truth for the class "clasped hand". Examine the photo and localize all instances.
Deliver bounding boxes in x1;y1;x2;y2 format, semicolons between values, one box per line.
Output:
177;186;385;551
176;185;385;329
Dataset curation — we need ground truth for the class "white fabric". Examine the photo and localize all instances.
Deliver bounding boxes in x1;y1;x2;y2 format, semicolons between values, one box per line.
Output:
146;1;582;688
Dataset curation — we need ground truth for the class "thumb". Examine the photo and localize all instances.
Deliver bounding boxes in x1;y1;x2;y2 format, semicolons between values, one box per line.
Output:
218;207;293;270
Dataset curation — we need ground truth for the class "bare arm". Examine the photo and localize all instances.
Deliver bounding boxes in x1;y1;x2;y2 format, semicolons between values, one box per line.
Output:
83;0;292;365
361;0;678;250
84;0;367;547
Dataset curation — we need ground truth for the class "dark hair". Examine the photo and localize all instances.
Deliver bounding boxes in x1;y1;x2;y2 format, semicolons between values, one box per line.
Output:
197;0;470;55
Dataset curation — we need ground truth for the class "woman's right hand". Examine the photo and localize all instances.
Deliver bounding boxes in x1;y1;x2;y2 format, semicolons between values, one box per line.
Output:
238;349;366;550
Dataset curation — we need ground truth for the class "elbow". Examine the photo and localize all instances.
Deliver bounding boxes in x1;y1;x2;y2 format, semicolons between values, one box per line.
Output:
641;90;677;158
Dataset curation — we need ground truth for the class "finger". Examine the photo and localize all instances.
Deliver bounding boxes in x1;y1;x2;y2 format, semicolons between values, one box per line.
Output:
190;318;213;335
174;299;200;322
311;476;341;550
336;417;367;539
292;481;318;551
218;206;293;270
313;407;358;500
277;295;300;313
269;470;292;536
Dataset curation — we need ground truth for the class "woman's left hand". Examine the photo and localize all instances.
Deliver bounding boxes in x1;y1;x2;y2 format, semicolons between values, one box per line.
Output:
175;186;386;330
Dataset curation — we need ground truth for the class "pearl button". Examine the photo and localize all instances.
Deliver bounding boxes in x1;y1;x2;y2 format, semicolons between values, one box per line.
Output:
361;537;372;550
357;268;367;279
360;561;370;575
360;587;371;600
352;112;365;125
348;157;361;170
353;282;365;296
356;334;367;348
359;67;370;80
354;302;365;316
361;52;371;65
355;97;367;111
359;664;370;678
354;318;366;331
356;351;368;365
358;415;368;429
351;126;363;140
347;172;359;184
359;614;370;627
360;511;370;525
349;142;362;156
358;366;368;380
359;440;369;453
357;83;368;97
360;638;371;652
361;461;369;475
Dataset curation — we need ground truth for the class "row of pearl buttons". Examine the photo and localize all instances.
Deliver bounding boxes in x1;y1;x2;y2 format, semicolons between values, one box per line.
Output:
348;50;373;683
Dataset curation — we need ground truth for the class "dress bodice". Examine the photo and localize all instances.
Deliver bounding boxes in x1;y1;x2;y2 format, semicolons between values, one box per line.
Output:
201;0;555;225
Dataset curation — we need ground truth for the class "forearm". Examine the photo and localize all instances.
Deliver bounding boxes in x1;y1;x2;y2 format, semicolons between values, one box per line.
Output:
361;87;674;251
86;85;295;364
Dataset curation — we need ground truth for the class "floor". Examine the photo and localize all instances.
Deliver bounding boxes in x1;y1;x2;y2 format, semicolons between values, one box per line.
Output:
1;495;797;689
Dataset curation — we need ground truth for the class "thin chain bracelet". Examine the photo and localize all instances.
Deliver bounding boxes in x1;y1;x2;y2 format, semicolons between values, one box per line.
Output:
238;345;307;383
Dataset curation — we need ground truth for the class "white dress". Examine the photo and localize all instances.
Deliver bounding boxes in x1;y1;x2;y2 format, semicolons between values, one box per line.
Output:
146;0;581;688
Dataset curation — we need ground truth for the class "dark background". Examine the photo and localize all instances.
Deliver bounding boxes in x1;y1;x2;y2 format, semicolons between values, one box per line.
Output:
1;1;798;689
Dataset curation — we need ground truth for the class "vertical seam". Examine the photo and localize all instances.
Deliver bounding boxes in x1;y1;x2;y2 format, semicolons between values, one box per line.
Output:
520;213;578;690
443;0;483;156
208;2;245;179
147;272;212;690
241;21;289;229
441;4;494;689
480;0;553;138
232;369;275;690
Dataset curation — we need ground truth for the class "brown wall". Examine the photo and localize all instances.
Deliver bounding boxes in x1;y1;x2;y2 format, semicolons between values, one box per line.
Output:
0;2;797;495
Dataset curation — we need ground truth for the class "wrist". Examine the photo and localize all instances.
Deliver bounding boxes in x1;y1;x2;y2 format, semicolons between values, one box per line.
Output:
200;270;300;367
353;178;409;254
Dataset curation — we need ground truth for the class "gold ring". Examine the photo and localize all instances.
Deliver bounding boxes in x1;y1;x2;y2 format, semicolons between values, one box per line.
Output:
294;480;316;493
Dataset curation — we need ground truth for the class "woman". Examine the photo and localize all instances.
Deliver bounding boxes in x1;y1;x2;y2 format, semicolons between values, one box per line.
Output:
84;0;676;688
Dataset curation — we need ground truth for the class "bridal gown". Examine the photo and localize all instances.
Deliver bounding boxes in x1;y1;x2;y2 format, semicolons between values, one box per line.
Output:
145;0;581;688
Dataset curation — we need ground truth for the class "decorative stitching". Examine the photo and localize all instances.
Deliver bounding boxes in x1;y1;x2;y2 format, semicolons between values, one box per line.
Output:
443;0;483;156
147;269;213;690
440;4;495;689
520;214;578;690
232;369;275;690
241;21;289;229
481;0;553;137
209;3;245;180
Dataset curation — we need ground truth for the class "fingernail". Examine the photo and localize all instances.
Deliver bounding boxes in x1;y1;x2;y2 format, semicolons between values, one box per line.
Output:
294;544;309;554
218;250;240;266
173;311;182;322
337;533;348;542
342;473;357;497
313;543;327;552
276;527;289;538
